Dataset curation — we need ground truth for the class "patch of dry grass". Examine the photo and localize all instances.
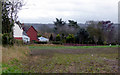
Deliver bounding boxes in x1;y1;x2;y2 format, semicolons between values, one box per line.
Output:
2;45;30;73
2;45;29;64
29;44;63;47
0;46;2;74
0;46;2;63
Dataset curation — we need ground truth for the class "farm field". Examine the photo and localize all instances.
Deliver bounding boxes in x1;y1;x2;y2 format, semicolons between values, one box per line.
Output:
2;45;119;73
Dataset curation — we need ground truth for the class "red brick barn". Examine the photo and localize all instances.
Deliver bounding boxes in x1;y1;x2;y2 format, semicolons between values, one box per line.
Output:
26;26;39;42
22;25;39;42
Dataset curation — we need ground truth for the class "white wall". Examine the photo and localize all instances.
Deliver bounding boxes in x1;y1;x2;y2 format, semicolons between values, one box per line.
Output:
13;23;23;37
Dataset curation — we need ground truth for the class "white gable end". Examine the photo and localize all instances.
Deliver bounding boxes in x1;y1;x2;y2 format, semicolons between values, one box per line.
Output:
13;23;23;37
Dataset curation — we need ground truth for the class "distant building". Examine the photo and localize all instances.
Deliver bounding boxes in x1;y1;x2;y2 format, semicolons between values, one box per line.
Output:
38;36;49;42
13;23;23;40
13;23;39;43
22;25;39;42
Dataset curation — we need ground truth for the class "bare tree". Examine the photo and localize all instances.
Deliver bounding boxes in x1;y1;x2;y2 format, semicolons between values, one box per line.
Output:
2;0;24;45
86;21;115;44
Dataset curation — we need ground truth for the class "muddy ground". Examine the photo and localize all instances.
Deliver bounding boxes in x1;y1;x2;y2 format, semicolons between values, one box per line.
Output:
21;47;118;73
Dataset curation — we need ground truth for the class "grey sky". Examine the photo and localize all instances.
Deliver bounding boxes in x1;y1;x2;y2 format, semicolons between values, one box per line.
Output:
18;0;119;24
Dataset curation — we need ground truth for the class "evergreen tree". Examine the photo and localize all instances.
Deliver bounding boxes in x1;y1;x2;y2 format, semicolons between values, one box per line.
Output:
53;18;66;34
76;28;89;44
49;34;53;41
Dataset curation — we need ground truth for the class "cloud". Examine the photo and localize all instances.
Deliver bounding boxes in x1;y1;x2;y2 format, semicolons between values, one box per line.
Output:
18;0;119;23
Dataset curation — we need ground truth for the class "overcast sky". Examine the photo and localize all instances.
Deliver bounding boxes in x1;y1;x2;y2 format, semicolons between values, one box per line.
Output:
18;0;119;24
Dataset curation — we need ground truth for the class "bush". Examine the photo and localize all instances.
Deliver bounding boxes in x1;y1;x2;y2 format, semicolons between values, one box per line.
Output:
62;39;66;43
2;33;14;46
56;34;61;41
14;39;23;45
111;42;117;45
2;33;9;46
66;34;75;43
52;41;62;44
34;41;47;44
103;41;107;45
37;34;42;37
0;33;2;45
87;37;96;44
97;37;103;45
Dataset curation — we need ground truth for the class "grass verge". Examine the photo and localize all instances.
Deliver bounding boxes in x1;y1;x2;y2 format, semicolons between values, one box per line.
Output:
29;45;119;50
2;45;30;73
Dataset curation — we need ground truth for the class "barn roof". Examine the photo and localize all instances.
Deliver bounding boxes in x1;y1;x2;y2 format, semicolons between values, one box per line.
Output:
22;25;31;32
26;26;38;33
22;25;37;33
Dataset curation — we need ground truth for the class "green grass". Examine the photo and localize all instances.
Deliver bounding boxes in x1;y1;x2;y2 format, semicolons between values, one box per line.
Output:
2;58;23;73
2;58;31;73
26;53;118;73
0;63;2;74
29;45;119;50
2;46;30;73
2;64;22;73
27;45;118;73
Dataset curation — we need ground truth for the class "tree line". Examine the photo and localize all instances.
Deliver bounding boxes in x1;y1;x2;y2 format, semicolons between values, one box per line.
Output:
48;18;118;45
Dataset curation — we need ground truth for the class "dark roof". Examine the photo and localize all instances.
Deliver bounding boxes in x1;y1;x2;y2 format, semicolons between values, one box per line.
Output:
26;26;38;33
22;25;31;32
23;31;28;36
22;25;37;33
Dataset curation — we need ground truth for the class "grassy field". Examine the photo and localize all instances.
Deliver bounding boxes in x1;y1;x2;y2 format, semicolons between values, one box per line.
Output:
2;45;119;73
29;44;119;49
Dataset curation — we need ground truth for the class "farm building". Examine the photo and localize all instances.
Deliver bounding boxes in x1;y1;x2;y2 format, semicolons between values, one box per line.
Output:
13;23;23;40
38;36;49;42
22;25;39;42
13;23;39;43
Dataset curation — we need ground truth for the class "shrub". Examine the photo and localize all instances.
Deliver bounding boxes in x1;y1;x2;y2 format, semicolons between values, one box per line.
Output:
14;39;23;45
88;37;96;44
2;33;9;46
66;34;75;43
61;33;66;43
111;42;116;45
2;33;14;46
62;39;66;43
52;41;62;44
34;41;47;44
97;37;103;45
0;33;2;45
103;41;107;45
37;34;42;37
56;34;61;41
74;35;79;44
